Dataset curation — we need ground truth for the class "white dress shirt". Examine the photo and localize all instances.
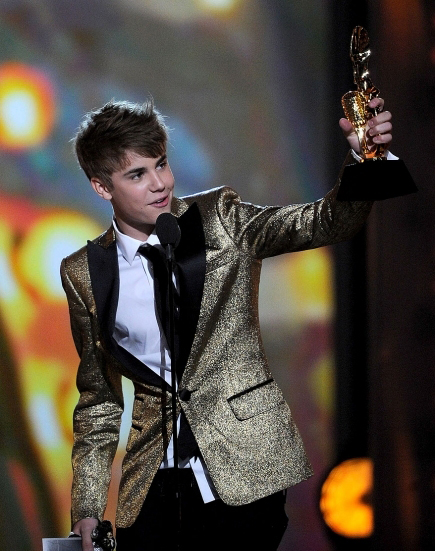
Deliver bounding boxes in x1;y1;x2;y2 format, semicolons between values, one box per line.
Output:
112;219;217;503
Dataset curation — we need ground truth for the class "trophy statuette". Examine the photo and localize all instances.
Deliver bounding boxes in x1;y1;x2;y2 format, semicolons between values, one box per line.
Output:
342;26;386;161
337;26;417;201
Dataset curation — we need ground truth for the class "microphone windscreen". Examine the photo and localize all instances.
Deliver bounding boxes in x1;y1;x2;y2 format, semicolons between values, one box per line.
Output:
156;213;181;248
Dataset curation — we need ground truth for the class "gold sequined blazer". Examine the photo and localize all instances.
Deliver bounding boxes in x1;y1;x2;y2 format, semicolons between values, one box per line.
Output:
61;172;372;528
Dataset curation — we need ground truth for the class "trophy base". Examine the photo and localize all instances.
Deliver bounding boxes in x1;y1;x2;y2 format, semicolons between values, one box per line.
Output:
337;159;417;201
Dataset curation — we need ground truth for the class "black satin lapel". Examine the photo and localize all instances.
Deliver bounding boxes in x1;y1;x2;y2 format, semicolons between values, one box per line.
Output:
87;239;119;341
110;337;170;390
175;202;206;379
87;239;169;389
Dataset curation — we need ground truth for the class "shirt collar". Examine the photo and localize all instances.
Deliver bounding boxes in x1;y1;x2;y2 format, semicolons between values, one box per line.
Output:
113;218;161;265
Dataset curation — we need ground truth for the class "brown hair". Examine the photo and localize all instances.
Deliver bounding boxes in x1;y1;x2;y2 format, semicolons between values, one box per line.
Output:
73;99;168;190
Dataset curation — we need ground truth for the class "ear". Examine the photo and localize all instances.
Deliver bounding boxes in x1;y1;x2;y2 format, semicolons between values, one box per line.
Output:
91;177;112;200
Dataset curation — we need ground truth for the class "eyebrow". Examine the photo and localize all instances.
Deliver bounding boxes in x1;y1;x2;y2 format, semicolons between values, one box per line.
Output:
122;154;167;177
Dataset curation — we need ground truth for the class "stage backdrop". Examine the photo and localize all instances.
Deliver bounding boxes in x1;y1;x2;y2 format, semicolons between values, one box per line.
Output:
0;1;334;549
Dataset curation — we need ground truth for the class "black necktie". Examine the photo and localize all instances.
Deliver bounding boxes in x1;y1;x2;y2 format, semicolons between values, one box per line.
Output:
138;244;179;355
138;245;198;460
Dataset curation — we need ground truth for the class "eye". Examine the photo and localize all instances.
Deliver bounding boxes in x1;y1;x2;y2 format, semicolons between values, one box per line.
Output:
131;170;144;180
157;160;167;170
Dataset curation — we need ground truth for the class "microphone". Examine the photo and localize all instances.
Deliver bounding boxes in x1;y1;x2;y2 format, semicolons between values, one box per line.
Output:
155;215;181;526
156;213;181;260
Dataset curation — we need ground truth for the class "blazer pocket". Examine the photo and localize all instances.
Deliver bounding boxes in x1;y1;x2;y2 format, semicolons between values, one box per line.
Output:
227;379;285;421
132;396;145;420
126;423;142;452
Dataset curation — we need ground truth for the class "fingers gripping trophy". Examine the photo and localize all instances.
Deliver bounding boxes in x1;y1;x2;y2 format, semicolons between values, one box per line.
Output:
342;26;386;160
337;26;417;200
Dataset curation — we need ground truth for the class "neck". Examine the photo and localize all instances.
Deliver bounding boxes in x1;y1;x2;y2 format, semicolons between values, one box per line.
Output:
114;218;155;242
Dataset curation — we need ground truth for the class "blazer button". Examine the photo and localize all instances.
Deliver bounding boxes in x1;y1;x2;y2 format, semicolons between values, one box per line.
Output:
179;389;192;402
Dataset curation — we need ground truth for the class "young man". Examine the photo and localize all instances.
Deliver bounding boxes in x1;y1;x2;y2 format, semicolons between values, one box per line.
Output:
62;98;392;551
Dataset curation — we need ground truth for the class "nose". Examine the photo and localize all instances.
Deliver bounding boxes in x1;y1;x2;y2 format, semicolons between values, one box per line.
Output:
149;171;165;192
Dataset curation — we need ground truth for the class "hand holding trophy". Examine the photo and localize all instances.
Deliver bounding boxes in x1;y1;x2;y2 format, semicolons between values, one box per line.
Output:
337;26;417;200
342;26;386;160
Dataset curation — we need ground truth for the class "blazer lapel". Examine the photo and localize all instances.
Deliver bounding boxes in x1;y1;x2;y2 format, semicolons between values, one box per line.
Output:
87;228;169;389
175;202;206;381
85;201;206;388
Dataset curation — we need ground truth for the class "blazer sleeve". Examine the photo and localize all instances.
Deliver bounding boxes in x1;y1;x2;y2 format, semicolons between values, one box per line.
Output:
215;152;373;259
61;256;124;526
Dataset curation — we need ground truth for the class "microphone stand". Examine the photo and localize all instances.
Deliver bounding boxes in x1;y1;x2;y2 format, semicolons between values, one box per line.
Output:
163;242;181;551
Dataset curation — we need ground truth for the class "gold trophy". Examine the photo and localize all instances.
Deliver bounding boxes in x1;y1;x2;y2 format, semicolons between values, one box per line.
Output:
342;26;385;160
337;26;417;200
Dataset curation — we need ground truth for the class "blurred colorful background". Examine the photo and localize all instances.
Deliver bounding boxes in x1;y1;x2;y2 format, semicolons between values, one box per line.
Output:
2;1;434;551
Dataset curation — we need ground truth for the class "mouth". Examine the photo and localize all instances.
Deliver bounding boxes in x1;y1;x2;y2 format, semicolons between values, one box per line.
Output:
150;195;169;208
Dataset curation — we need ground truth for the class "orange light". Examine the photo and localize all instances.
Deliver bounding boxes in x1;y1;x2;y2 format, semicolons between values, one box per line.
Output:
0;62;56;151
320;457;374;538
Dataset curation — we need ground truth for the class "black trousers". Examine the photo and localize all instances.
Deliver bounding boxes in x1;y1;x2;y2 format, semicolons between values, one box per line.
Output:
116;469;288;551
